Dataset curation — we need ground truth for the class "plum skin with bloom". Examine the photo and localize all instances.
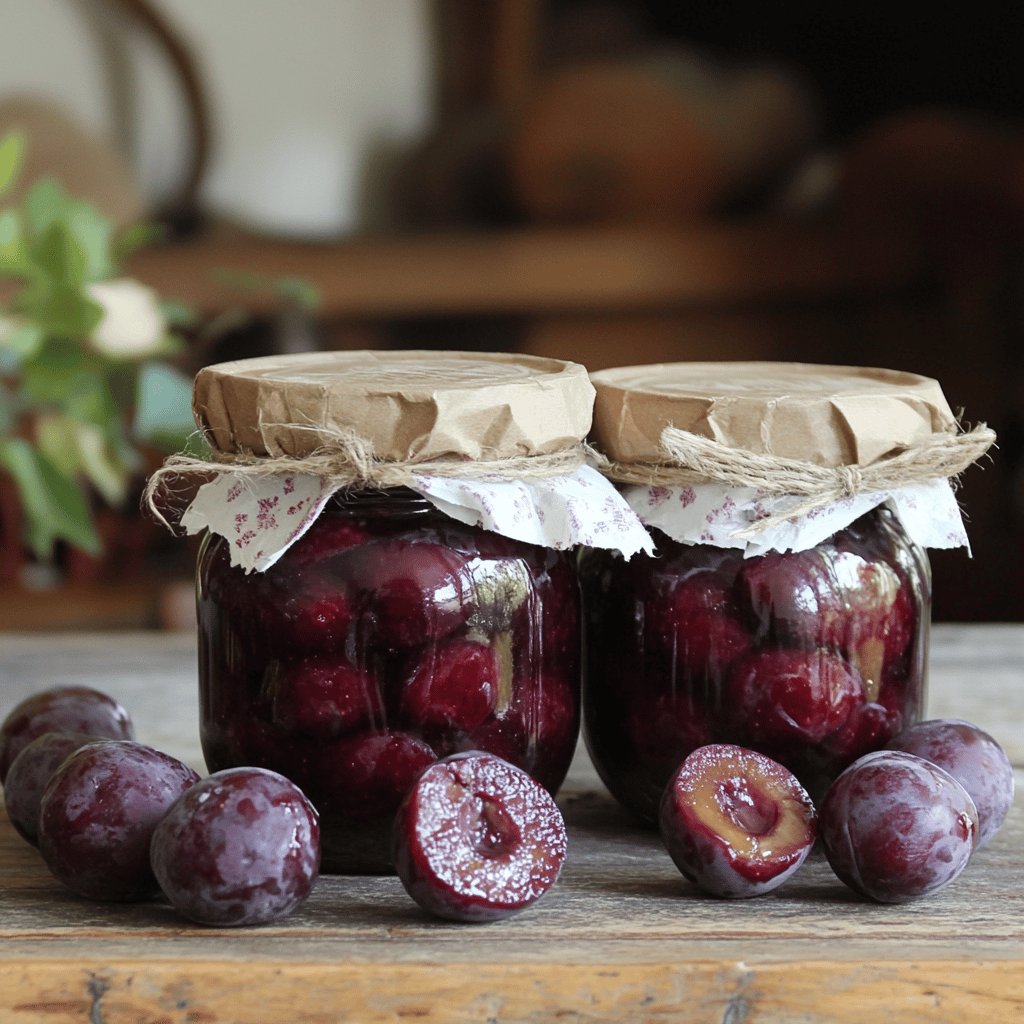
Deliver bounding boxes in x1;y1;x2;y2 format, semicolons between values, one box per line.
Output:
659;743;818;898
150;767;320;927
37;740;200;902
3;732;100;846
820;749;979;903
886;718;1014;847
0;686;135;782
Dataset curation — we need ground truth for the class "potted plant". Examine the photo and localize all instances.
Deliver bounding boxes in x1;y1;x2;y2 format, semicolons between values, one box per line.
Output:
0;132;198;585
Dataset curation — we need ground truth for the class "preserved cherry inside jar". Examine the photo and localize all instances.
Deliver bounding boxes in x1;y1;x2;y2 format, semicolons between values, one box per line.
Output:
183;350;599;873
579;505;930;822
198;488;581;872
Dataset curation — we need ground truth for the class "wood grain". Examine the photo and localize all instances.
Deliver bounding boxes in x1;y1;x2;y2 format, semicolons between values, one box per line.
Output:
125;220;927;318
0;626;1021;1023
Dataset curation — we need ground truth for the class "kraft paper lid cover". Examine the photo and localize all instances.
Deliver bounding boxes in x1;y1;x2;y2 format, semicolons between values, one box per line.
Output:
589;361;959;468
193;350;596;461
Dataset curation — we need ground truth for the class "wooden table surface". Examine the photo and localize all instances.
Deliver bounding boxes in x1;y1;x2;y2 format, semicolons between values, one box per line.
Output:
1;625;1021;1024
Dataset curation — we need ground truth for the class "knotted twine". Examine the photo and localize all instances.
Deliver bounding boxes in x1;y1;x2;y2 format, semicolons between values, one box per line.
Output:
143;423;596;531
596;421;996;537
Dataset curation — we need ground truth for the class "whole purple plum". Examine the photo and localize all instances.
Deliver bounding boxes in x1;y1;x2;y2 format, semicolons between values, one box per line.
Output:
887;718;1014;846
0;686;135;782
38;740;200;901
3;732;100;845
820;749;979;903
150;767;320;926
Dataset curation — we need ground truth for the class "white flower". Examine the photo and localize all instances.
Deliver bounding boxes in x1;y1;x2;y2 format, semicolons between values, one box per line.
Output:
86;278;167;359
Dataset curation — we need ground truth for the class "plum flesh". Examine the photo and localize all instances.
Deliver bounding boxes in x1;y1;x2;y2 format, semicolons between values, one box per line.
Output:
659;743;817;898
393;751;567;922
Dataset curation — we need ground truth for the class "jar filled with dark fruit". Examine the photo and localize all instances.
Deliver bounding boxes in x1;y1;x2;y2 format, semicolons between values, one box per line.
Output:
156;350;647;872
580;361;994;822
198;488;582;872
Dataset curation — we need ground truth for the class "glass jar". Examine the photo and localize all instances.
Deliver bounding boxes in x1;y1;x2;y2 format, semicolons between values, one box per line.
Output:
197;488;581;872
579;505;930;823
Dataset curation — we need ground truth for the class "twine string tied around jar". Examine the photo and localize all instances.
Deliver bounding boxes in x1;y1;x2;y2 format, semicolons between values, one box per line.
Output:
600;421;996;537
143;421;598;529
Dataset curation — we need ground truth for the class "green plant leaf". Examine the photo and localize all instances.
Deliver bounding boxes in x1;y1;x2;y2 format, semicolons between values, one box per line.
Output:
0;437;101;558
73;420;130;506
25;178;114;282
0;132;24;196
65;372;120;428
107;409;142;475
21;281;104;339
0;382;17;431
31;221;88;286
35;408;137;505
19;338;93;407
24;178;66;235
18;342;128;447
33;413;82;479
133;361;197;450
65;201;114;281
113;221;165;262
0;209;28;276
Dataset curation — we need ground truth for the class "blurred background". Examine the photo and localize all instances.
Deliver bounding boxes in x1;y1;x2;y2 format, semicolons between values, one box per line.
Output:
0;0;1022;630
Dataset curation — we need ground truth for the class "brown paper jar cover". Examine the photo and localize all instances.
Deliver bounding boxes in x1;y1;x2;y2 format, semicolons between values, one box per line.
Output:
193;350;596;462
589;361;958;468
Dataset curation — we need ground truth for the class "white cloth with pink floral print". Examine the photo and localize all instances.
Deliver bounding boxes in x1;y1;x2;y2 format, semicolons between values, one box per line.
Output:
180;466;656;573
627;478;969;557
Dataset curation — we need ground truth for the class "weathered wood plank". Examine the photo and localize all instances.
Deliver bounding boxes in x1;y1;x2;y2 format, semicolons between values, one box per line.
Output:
3;958;1023;1024
0;626;1021;1023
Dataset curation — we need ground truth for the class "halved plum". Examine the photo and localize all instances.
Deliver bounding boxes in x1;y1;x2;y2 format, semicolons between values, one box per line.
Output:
659;743;818;898
393;751;567;922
